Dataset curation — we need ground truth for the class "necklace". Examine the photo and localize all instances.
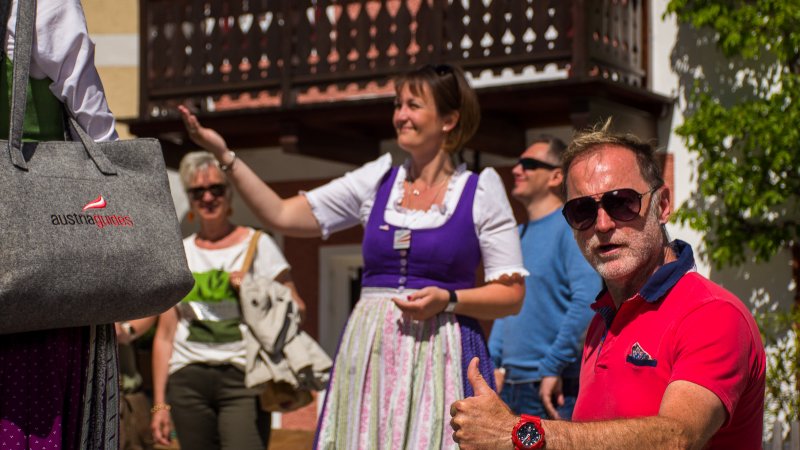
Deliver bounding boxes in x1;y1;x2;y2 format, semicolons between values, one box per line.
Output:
410;181;445;197
195;223;239;248
407;170;450;196
402;175;450;210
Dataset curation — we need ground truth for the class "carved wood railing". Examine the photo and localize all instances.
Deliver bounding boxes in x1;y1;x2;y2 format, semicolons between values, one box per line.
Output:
139;0;645;120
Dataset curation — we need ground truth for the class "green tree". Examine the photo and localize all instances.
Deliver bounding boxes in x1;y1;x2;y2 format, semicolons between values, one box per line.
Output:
665;1;800;300
666;0;800;427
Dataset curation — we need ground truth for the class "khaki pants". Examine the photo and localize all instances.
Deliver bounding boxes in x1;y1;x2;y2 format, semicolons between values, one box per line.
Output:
167;363;270;450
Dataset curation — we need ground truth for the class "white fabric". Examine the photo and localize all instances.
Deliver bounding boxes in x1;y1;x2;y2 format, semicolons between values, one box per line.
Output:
4;0;118;141
304;153;529;281
169;228;290;375
240;275;331;393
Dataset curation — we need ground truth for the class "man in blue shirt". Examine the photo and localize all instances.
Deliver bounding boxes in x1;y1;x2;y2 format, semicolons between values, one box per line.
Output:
489;136;601;419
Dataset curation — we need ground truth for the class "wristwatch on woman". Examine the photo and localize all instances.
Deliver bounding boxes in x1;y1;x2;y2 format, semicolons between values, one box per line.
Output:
512;414;545;449
444;289;458;313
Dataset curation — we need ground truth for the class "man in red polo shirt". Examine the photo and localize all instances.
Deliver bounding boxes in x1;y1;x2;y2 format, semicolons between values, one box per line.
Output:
450;121;766;450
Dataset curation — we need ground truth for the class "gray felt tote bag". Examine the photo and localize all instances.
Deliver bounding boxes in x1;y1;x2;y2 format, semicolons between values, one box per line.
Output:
0;0;194;334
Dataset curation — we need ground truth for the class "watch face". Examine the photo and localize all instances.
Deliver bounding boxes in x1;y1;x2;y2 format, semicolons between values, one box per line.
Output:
516;422;542;447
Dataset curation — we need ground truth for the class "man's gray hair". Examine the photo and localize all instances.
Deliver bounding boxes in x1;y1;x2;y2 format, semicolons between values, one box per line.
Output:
561;118;664;196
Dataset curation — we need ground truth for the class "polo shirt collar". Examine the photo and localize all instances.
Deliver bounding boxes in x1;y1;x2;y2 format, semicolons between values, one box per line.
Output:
591;240;696;328
639;239;695;302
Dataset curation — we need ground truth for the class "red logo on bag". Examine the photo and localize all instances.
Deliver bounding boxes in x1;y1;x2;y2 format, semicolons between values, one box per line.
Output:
50;194;134;228
82;195;107;211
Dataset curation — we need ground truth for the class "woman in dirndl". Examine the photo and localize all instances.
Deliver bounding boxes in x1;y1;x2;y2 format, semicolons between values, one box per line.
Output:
177;63;527;450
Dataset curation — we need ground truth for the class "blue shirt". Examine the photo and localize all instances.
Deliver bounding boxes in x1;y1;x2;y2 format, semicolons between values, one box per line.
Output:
489;209;601;380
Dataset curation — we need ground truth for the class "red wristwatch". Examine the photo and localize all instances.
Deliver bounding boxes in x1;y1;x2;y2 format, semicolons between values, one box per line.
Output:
512;414;545;449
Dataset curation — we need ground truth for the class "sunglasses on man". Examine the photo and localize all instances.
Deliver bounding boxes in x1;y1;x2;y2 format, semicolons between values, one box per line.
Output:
187;183;227;201
518;157;560;171
562;184;663;230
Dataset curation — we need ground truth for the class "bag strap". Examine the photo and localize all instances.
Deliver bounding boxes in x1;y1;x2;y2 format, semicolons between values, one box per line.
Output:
5;0;116;175
240;229;263;274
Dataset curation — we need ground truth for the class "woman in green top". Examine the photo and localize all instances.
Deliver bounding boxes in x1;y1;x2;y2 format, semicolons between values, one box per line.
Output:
150;152;305;450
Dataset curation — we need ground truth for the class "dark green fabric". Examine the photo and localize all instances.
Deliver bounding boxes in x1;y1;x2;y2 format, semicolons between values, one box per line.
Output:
0;53;66;141
183;270;242;343
187;319;242;344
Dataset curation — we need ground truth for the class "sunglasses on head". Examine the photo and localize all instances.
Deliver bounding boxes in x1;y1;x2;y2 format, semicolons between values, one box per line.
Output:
562;184;662;231
518;157;560;171
187;184;227;201
429;63;454;76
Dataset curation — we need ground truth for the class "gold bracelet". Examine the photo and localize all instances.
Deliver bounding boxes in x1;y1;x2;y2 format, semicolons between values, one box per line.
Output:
150;403;172;414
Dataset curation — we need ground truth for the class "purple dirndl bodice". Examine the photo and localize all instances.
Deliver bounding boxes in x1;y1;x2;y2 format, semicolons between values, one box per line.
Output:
361;167;496;395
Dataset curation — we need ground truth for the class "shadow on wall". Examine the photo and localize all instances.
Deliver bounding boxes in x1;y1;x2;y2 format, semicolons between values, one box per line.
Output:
670;23;777;111
709;249;795;313
669;22;793;311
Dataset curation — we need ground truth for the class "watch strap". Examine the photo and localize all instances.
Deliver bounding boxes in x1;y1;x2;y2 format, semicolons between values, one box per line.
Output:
443;289;458;313
511;414;545;450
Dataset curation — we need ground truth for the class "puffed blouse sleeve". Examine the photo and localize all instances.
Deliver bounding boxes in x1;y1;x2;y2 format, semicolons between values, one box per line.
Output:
474;168;529;282
5;0;118;142
303;153;392;240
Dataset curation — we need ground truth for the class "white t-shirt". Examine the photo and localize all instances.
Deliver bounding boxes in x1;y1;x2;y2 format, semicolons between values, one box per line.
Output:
169;228;290;374
4;0;118;141
304;153;528;282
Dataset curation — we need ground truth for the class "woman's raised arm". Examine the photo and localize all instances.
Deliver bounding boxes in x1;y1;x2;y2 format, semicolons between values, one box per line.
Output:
178;105;321;237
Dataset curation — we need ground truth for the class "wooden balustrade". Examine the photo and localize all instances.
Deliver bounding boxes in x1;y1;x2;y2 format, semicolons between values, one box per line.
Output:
138;0;646;121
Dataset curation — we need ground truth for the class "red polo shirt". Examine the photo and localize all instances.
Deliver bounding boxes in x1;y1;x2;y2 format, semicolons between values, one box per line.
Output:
572;241;766;450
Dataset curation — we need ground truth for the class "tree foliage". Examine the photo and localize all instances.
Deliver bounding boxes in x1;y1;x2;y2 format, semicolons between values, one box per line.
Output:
666;0;800;269
666;1;800;430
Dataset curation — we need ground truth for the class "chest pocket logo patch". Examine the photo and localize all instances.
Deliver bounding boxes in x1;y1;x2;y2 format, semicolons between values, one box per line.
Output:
626;342;657;367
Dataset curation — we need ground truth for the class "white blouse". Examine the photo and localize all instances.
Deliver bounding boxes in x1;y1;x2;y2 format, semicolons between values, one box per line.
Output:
304;153;529;282
4;0;118;142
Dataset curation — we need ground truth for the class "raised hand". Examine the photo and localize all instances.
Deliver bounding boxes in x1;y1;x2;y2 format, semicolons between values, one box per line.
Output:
450;357;519;449
178;105;229;158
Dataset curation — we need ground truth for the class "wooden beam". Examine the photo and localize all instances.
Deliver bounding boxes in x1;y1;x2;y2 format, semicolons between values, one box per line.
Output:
468;114;526;158
279;121;381;166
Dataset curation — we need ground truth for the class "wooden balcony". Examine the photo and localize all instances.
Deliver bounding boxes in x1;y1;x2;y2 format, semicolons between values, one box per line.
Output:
127;0;671;167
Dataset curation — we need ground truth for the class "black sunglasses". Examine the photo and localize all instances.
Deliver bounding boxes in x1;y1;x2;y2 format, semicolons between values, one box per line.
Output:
187;184;227;201
518;157;560;171
562;184;662;230
429;63;454;76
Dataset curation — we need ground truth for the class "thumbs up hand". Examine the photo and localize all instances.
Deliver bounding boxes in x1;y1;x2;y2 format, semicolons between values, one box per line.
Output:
450;357;519;449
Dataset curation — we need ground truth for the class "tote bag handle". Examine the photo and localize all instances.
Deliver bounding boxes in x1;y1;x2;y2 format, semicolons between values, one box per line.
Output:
5;0;117;175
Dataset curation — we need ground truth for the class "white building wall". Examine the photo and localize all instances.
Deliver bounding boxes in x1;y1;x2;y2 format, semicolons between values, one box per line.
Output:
648;1;711;276
649;1;794;311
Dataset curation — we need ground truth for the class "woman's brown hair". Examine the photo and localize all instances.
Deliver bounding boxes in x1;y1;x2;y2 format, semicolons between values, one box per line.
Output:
394;64;480;154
